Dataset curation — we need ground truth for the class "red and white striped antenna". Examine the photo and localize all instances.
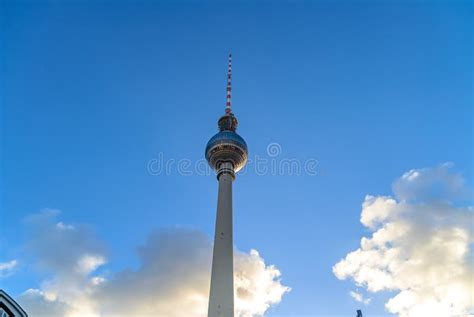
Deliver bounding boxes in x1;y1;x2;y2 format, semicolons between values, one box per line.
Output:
225;53;232;114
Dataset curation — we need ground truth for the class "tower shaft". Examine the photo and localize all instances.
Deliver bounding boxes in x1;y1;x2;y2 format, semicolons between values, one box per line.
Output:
208;163;234;317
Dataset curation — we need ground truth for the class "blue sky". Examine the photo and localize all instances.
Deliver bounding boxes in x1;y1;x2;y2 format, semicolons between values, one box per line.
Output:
1;1;472;316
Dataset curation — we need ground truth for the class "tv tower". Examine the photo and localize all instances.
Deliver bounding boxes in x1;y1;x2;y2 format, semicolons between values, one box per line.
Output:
205;54;248;317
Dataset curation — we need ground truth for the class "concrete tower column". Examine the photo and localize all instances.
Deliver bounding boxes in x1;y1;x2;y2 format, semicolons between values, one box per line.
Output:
208;162;234;317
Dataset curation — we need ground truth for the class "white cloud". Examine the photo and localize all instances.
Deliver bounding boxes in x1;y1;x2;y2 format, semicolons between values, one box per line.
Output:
393;162;470;202
75;255;106;275
56;222;74;230
234;249;290;317
21;209;106;317
349;290;371;305
20;289;69;316
0;259;18;277
333;164;473;317
19;211;289;317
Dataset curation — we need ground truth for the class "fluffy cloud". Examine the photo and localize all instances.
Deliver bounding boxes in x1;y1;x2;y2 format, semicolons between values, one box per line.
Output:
333;164;473;317
349;290;371;305
19;211;289;317
21;209;107;317
0;259;18;277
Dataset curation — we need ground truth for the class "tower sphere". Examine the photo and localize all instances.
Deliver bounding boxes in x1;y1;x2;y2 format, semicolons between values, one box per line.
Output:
205;113;248;173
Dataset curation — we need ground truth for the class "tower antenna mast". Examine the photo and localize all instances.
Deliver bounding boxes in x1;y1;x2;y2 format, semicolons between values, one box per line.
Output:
225;53;232;114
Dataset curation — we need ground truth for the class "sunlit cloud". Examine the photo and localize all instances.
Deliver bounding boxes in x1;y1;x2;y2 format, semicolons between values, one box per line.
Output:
19;211;289;317
333;164;473;317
